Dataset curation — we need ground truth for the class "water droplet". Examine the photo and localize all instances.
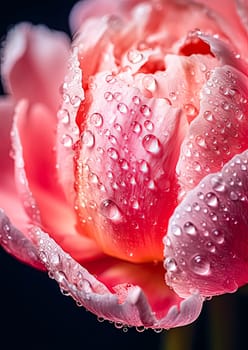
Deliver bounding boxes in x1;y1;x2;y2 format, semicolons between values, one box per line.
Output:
105;74;116;83
61;134;73;148
205;241;216;253
104;91;113;101
190;254;210;275
144;120;154;131
211;229;224;244
139;159;150;173
107;147;119;160
131;121;142;134
140;104;152;117
230;191;239;201
211;176;226;192
171;224;182;236
183;222;197;235
90;113;103;127
142;134;161;154
184;103;198;121
204;192;219;208
127;50;143;64
165;257;178;272
142;75;157;93
196;135;207;148
81;130;95;148
57;109;70;124
132;95;141;105
204;110;214;122
100;199;122;222
117;102;129;114
119;159;129;170
70;95;81;108
136;326;146;333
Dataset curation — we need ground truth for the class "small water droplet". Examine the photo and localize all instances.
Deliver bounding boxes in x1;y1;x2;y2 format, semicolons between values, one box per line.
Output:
81;130;95;148
190;254;210;275
70;95;81;108
204;110;214;122
165;257;178;272
142;134;161;154
61;134;73;148
230;191;239;201
140;104;152;117
57;109;70;124
131;121;142;134
104;91;113;101
107;147;119;160
90;113;103;127
184;222;197;235
211;176;226;192
100;199;122;222
117;102;129;114
127;50;143;64
142;75;157;93
132;95;141;105
144;120;154;131
171;224;182;236
139;159;150;173
211;229;224;244
204;192;219;208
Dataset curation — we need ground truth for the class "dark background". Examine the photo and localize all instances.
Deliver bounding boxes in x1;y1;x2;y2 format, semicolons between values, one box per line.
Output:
0;1;247;349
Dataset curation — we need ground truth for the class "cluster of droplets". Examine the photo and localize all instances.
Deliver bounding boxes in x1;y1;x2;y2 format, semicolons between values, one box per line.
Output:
165;150;248;296
178;67;248;192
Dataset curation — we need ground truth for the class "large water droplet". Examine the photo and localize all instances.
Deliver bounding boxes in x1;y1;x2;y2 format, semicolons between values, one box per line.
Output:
165;257;178;272
183;222;197;235
127;50;143;64
204;192;219;208
100;199;122;222
190;254;210;275
142;134;161;154
90;113;103;127
81;130;95;148
211;176;226;192
117;102;129;114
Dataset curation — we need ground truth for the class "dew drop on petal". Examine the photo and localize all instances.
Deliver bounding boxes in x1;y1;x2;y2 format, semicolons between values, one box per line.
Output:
61;134;73;148
140;104;152;117
100;199;122;222
90;113;103;127
131;121;142;134
183;221;197;235
211;229;224;244
204;192;219;208
81;130;95;148
117;102;129;114
165;257;178;272
190;254;210;275
211;176;226;192
127;49;143;64
142;134;161;154
171;224;182;236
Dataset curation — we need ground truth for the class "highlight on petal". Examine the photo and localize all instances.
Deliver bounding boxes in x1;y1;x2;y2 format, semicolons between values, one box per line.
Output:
165;149;248;298
35;226;204;329
177;64;248;198
0;210;43;269
1;22;70;112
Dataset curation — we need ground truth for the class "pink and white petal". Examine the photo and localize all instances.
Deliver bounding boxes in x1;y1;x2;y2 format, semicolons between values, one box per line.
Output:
0;96;15;183
56;49;84;203
164;149;248;298
188;0;248;58
0;209;43;269
177;64;248;198
198;33;248;75
36;227;203;329
236;0;248;36
1;23;70;112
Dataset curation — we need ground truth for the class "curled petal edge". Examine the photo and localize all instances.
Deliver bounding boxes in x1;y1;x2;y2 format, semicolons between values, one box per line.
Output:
34;226;203;329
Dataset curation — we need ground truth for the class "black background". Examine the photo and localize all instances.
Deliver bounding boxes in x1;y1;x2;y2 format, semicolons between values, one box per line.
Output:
0;1;247;349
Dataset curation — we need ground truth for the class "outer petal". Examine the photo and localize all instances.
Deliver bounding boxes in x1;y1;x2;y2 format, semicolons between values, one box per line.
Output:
165;149;248;298
177;62;248;198
35;226;204;329
12;100;102;262
1;23;70;112
236;0;248;36
0;210;43;269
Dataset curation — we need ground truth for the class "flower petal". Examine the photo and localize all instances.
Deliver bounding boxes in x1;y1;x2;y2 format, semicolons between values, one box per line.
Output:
13;100;102;262
177;64;248;198
74;72;188;262
165;149;248;298
36;227;203;329
1;23;70;112
236;0;248;36
0;209;43;269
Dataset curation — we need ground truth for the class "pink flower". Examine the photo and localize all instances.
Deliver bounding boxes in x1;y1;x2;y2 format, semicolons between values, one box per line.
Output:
1;0;248;330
